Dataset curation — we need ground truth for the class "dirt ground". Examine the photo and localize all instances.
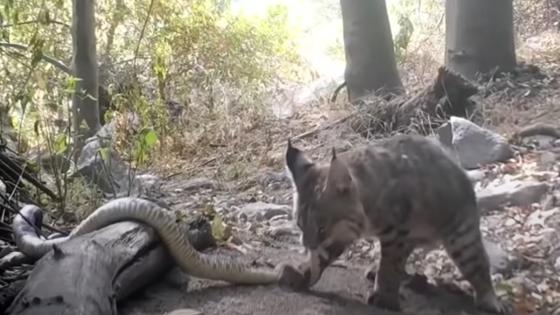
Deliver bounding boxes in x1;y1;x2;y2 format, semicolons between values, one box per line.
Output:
118;178;512;315
115;62;560;315
119;247;498;315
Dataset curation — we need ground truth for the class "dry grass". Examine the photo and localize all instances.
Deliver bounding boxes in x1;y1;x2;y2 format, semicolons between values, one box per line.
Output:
125;19;560;193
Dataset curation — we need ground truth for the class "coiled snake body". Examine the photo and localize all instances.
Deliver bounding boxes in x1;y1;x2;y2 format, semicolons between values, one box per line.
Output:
13;197;281;284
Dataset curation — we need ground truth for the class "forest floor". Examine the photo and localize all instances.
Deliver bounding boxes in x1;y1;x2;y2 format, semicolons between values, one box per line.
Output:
118;59;560;315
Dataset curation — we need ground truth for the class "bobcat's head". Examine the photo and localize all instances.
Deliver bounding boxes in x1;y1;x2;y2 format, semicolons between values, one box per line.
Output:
285;140;366;281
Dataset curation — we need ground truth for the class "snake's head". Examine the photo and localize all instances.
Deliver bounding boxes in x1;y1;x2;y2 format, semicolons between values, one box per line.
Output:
276;262;312;292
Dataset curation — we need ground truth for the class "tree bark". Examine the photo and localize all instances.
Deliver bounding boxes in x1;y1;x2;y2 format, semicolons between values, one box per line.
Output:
71;0;101;141
445;0;516;80
6;219;214;315
340;0;404;102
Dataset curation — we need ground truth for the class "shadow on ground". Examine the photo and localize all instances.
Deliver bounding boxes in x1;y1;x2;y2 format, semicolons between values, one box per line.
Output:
119;248;500;315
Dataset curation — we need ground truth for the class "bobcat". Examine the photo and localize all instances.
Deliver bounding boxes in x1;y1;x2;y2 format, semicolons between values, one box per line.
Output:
280;134;508;314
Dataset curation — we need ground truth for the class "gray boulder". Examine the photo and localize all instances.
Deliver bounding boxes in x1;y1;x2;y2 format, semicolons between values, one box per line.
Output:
437;116;514;169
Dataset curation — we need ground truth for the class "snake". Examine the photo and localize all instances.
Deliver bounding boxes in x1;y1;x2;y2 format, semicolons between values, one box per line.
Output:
12;197;281;284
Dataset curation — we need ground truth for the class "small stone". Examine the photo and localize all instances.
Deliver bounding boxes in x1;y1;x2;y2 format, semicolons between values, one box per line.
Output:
240;202;292;221
466;169;486;183
182;177;216;191
237;212;248;222
267;224;299;237
477;180;549;213
554;257;560;272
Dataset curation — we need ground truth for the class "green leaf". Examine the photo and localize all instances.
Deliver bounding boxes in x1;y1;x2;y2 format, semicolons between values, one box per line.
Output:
97;147;110;163
211;215;231;241
53;133;68;154
143;129;158;147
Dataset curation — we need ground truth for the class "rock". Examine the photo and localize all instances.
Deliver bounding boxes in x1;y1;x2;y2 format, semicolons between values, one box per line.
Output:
105;173;164;200
466;169;486;183
70;122;132;194
26;148;71;173
538;151;560;170
543;193;560;210
240;202;292;221
181;177;216;191
256;170;290;189
166;309;203;315
482;239;515;275
437;116;514;169
477;180;549;213
267;221;299;238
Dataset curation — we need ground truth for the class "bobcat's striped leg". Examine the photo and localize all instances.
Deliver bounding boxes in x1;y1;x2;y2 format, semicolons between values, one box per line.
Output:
441;212;509;314
367;232;413;312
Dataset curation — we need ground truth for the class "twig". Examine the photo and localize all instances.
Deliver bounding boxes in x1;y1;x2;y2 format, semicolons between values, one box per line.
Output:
132;0;155;70
0;152;60;201
330;81;347;103
0;42;72;74
1;19;70;29
280;113;355;147
166;157;218;179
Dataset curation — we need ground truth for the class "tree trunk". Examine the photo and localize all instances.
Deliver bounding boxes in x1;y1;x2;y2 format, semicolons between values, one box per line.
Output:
6;220;213;315
340;0;404;102
445;0;516;80
71;0;101;141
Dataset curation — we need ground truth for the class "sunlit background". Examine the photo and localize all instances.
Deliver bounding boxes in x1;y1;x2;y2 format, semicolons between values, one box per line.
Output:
229;0;443;81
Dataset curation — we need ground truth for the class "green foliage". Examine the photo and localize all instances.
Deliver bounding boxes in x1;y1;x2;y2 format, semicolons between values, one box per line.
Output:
133;127;158;166
52;132;68;154
0;0;298;214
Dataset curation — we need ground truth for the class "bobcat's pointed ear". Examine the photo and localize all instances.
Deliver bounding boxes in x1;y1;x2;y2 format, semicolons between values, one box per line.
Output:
327;148;352;195
286;139;313;181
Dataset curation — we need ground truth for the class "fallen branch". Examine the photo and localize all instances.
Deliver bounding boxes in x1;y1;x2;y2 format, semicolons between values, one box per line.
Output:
7;205;214;315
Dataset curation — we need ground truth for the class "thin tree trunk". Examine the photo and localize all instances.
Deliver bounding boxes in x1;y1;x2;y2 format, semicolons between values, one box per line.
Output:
71;0;101;141
340;0;404;102
445;0;516;80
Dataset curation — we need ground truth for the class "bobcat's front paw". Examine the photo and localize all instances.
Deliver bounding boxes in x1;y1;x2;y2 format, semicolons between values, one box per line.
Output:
476;292;511;315
366;290;401;312
277;263;311;292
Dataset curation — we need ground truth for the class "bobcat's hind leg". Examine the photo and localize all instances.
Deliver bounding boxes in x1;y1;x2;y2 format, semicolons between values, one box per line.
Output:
441;213;510;314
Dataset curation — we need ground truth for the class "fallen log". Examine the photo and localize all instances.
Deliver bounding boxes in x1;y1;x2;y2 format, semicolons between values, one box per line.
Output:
6;206;214;315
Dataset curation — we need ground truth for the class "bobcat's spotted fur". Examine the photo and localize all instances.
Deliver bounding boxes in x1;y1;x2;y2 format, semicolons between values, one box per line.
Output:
284;134;508;314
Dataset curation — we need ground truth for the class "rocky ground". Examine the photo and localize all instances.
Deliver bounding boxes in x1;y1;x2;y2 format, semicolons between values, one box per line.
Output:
3;63;560;315
118;110;560;314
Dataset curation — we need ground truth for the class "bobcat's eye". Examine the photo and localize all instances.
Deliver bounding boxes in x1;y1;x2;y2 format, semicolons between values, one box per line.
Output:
318;226;326;236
